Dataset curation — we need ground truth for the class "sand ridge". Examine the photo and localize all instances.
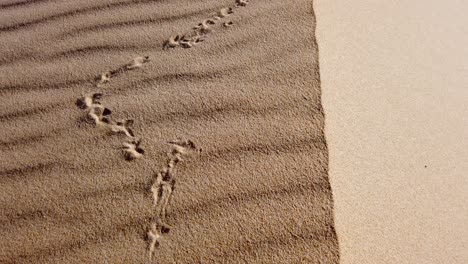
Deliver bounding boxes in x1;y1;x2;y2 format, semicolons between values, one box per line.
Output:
0;0;339;263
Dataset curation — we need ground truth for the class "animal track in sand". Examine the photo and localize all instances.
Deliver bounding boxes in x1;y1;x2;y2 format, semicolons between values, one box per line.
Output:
122;138;145;161
95;71;112;86
214;7;234;20
75;93;103;110
163;35;182;49
146;222;162;259
71;0;250;259
125;56;151;70
96;56;150;87
87;105;112;128
75;44;151;161
193;19;216;34
110;118;136;138
147;139;200;260
163;0;250;50
235;0;249;7
75;92;144;160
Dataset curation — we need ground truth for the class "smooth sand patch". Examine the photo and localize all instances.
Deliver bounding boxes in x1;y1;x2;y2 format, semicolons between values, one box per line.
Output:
317;0;468;263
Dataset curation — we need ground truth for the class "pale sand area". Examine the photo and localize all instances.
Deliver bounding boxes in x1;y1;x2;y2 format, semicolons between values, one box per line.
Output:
0;0;338;263
316;0;468;263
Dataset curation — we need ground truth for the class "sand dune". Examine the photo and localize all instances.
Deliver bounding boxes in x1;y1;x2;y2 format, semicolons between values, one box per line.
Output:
0;0;338;263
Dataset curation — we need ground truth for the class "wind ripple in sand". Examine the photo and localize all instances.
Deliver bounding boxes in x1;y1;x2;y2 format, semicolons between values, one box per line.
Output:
0;0;168;32
0;0;50;10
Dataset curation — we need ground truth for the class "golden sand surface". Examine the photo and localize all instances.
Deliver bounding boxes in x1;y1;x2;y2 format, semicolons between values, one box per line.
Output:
0;0;338;263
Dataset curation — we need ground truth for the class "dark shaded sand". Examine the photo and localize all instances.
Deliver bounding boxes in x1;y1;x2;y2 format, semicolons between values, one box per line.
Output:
0;0;339;263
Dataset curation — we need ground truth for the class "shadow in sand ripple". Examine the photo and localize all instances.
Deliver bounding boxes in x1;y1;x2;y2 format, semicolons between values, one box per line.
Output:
1;78;91;94
0;0;50;9
175;180;324;220
216;227;334;261
0;208;55;228
199;137;319;162
146;97;305;126
59;8;213;38
0;161;67;181
0;127;67;149
0;0;166;32
4;217;146;263
0;44;142;66
0;102;66;122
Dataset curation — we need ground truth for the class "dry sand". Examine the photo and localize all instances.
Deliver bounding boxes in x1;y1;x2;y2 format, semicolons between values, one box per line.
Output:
317;0;468;263
0;0;339;263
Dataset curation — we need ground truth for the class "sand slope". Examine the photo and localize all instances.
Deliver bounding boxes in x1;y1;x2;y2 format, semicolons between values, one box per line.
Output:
0;0;339;263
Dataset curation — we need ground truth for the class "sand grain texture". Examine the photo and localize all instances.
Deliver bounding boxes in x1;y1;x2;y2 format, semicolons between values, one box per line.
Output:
0;0;339;263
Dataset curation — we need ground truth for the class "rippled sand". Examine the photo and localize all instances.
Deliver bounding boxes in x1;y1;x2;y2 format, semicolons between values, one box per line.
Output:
0;0;339;263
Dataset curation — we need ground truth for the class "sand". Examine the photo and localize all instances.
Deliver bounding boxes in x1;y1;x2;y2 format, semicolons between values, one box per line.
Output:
0;0;339;263
317;0;468;263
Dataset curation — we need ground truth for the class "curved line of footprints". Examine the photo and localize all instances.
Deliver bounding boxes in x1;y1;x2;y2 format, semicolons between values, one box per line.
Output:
74;0;250;260
163;1;248;49
148;139;200;260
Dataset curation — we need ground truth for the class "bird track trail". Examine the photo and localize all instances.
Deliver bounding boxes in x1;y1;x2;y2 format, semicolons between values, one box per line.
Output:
70;0;250;261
